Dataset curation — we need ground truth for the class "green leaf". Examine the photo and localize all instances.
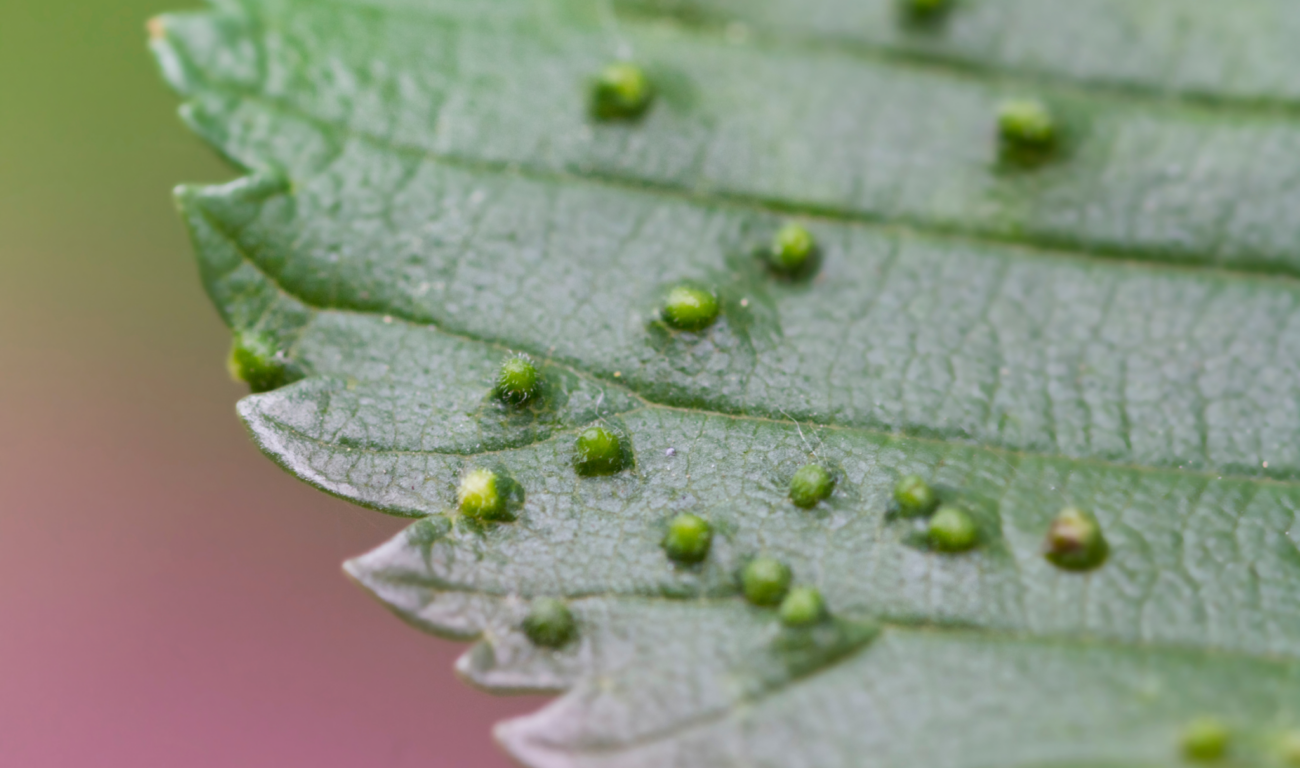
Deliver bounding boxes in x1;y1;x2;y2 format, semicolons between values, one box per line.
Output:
153;0;1300;765
617;0;1300;105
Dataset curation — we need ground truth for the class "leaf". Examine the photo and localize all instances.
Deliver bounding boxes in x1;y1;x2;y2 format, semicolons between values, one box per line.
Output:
618;0;1300;104
153;1;1300;765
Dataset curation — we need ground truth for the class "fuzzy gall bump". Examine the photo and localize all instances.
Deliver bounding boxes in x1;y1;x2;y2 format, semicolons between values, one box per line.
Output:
591;62;653;120
663;513;712;564
227;330;290;393
1181;718;1230;762
1043;507;1108;571
662;285;720;331
742;557;793;607
789;464;834;508
522;598;577;648
929;505;978;553
769;223;816;275
496;355;540;405
458;468;508;521
779;586;827;627
575;426;624;476
998;98;1056;149
894;474;938;517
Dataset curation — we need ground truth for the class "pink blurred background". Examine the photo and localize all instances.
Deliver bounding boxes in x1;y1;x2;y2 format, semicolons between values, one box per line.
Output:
0;1;544;765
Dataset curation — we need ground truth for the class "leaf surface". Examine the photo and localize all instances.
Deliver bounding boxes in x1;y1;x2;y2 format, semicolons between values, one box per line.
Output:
157;0;1300;273
154;1;1300;765
619;0;1300;105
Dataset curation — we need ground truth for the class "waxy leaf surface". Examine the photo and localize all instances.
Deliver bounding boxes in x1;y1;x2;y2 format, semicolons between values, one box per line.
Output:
155;0;1300;765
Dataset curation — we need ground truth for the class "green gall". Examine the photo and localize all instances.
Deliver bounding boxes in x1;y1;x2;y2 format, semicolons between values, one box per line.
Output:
575;426;624;475
742;557;792;607
769;222;816;275
998;99;1056;149
928;505;978;552
1043;507;1108;571
227;330;289;393
905;0;950;16
522;598;577;648
789;464;834;508
591;62;653;120
663;513;712;564
778;586;827;627
894;474;938;517
662;285;720;331
458;468;508;521
496;355;539;405
1181;718;1230;762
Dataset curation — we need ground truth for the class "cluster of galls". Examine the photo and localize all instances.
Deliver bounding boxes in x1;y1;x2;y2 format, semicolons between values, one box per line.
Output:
459;356;630;527
1173;716;1300;765
590;59;829;332
497;401;1110;651
465;354;633;648
586;65;1055;334
452;56;1066;654
228;65;1059;394
892;473;1108;568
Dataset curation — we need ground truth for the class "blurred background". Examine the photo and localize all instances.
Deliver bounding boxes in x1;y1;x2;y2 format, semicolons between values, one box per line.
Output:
0;1;542;765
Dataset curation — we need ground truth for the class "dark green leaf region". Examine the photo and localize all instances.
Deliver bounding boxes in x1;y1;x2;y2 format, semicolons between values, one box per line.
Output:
903;0;951;22
153;0;1300;765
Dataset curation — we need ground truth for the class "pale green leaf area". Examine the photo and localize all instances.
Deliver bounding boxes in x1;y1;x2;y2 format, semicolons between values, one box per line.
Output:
158;0;1300;273
154;0;1300;765
619;0;1300;106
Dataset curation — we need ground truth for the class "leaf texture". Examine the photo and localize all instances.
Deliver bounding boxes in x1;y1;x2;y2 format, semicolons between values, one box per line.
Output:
619;0;1300;106
154;0;1300;765
157;0;1300;273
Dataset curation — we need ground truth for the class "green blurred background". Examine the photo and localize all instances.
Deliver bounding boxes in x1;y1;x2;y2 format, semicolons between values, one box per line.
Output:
0;1;539;764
